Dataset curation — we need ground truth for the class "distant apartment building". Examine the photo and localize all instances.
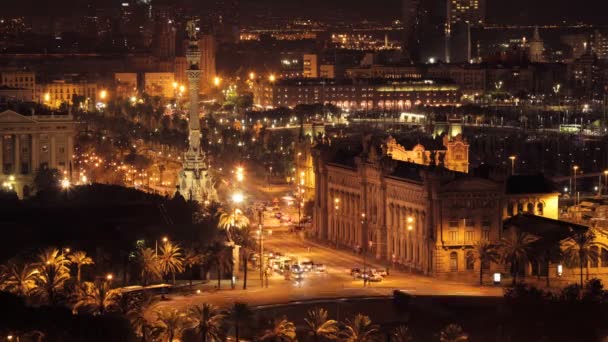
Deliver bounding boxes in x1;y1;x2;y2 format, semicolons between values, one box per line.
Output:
144;72;175;98
253;78;461;110
37;80;98;109
114;73;138;98
0;71;36;91
303;54;319;78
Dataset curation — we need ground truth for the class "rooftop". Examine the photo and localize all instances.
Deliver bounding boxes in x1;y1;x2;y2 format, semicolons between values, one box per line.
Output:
505;174;556;194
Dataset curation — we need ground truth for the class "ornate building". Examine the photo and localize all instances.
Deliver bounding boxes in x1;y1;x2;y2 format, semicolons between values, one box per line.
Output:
385;134;469;173
528;27;545;63
0;109;77;198
312;138;558;278
177;23;218;204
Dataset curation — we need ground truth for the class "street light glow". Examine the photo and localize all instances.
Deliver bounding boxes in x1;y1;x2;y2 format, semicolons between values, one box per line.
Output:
213;76;222;87
61;178;71;189
100;90;108;100
232;193;244;204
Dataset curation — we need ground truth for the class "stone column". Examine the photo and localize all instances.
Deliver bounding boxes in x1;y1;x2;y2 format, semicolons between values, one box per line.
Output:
31;134;38;173
50;135;56;169
14;134;20;174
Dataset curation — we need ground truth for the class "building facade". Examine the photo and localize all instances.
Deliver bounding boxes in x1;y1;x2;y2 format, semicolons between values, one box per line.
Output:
254;78;461;110
0;110;77;198
312;139;558;278
37;80;98;109
144;72;175;98
385;134;470;173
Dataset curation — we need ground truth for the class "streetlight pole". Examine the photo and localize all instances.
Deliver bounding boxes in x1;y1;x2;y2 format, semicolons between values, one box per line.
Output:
156;236;168;257
509;156;516;175
573;166;579;206
257;210;267;288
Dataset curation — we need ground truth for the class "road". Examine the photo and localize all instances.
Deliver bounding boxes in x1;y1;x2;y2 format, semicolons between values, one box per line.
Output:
157;231;502;312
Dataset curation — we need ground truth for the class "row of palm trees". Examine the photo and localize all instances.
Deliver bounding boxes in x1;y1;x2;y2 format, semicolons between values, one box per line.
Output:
474;227;599;288
146;305;469;342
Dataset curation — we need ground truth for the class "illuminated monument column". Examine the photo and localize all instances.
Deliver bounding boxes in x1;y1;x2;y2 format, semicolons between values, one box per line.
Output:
178;22;218;204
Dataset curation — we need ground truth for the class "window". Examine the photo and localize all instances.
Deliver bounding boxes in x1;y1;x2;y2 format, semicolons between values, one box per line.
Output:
482;229;490;241
517;203;524;213
527;203;534;213
465;231;474;242
449;230;458;241
450;252;458;272
591;246;599;268
601;248;608;267
466;252;475;270
449;219;458;228
465;218;475;227
507;203;514;216
537;203;544;216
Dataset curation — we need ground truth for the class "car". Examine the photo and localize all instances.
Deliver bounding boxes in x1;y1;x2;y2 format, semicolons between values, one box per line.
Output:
371;268;388;277
367;272;383;282
313;264;326;272
350;268;362;277
301;261;314;271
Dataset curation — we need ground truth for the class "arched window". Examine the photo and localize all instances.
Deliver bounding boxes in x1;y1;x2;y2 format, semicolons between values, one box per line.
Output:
591;246;599;268
507;203;514;216
527;203;534;213
602;248;608;267
466;251;475;270
537;203;544;216
517;203;524;214
450;252;458;272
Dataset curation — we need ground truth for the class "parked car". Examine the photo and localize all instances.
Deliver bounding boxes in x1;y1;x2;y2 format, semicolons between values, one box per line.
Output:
350;268;362;277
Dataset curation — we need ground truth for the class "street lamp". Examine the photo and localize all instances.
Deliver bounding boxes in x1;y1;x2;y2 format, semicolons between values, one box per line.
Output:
603;170;608;197
156;236;168;256
213;76;222;87
268;74;276;83
232;192;244;204
99;90;108;101
61;178;71;190
509;156;517;175
249;72;256;80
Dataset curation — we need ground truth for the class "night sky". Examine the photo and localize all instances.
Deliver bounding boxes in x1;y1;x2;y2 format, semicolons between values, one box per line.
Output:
2;0;606;25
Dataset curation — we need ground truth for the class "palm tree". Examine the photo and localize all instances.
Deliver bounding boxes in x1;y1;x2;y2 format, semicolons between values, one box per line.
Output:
158;242;185;285
209;243;230;290
563;230;599;288
500;229;536;286
128;292;159;342
218;209;250;242
229;302;253;342
0;261;39;298
473;241;500;285
183;248;203;289
392;326;414;342
188;304;225;342
258;317;297;342
34;248;71;305
233;227;257;290
138;247;161;286
303;308;339;342
339;314;380;342
153;308;189;342
439;324;468;342
69;251;94;283
73;280;121;315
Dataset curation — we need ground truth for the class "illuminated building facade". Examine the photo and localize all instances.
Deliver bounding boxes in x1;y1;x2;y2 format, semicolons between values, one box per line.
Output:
37;80;98;109
253;78;461;109
385;134;470;173
0;110;77;198
312;138;558;278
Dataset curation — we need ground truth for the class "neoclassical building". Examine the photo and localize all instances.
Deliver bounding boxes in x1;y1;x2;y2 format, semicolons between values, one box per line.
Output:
312;137;558;277
385;134;469;173
0;109;78;198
